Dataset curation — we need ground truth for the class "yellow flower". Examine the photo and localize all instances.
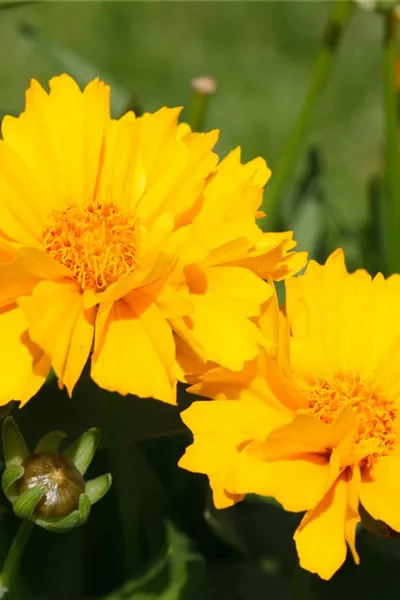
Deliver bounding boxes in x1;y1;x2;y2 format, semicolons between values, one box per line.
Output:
179;249;400;579
0;74;305;407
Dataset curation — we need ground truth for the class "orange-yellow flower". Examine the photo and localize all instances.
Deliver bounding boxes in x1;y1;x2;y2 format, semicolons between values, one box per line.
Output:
0;74;305;407
179;249;400;579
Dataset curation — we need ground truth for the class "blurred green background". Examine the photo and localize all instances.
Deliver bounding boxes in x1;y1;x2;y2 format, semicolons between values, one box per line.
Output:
0;2;397;599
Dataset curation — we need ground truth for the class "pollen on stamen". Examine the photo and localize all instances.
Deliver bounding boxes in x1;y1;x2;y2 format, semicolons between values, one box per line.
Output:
304;371;399;469
41;201;138;291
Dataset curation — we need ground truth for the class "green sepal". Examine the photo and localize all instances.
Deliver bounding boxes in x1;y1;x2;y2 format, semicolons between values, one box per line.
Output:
1;464;24;497
64;428;99;475
85;473;112;505
77;492;91;525
35;493;91;533
13;485;46;519
2;417;29;467
35;430;67;453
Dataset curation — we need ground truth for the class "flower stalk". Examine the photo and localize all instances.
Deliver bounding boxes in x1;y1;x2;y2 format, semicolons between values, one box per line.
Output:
187;76;216;132
0;519;34;595
383;9;400;273
262;0;354;226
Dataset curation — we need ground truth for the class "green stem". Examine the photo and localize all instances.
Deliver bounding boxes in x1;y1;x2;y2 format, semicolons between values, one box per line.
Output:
187;77;216;132
0;519;34;594
291;564;311;600
100;392;139;578
262;0;354;226
383;10;400;274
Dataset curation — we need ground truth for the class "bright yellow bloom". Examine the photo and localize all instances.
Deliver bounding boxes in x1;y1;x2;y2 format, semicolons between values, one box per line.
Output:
0;74;305;407
179;249;400;579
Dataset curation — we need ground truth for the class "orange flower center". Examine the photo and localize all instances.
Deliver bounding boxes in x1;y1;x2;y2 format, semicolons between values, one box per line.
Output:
42;201;137;291
305;371;398;469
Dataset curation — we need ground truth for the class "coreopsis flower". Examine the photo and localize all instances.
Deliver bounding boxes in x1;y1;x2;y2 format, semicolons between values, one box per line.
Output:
179;249;400;580
0;74;305;407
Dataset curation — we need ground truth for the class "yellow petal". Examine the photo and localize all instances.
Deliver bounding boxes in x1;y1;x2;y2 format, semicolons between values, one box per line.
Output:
178;282;267;370
0;246;69;311
345;465;361;565
0;304;50;406
0;252;40;309
2;75;110;207
179;423;244;509
191;148;269;256
142;270;193;320
171;316;207;366
198;266;273;317
15;246;70;280
95;114;144;214
260;351;309;411
258;290;291;370
91;290;176;404
286;248;400;379
360;456;400;532
294;473;349;580
18;281;95;396
263;406;357;460
137;129;219;228
174;334;208;383
0;142;52;245
180;397;288;440
179;399;285;509
231;446;335;512
187;360;260;401
230;231;307;281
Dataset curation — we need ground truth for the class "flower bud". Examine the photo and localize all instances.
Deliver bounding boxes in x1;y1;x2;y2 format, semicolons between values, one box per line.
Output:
1;417;112;533
16;452;85;518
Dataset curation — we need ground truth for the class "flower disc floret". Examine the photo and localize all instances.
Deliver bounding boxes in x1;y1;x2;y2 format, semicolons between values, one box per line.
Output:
305;371;398;468
42;201;137;291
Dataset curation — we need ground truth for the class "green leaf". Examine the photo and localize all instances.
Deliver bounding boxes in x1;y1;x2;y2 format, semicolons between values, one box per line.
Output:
13;485;46;519
64;428;99;475
104;521;205;600
85;473;112;506
35;430;67;453
18;23;131;117
2;417;29;467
